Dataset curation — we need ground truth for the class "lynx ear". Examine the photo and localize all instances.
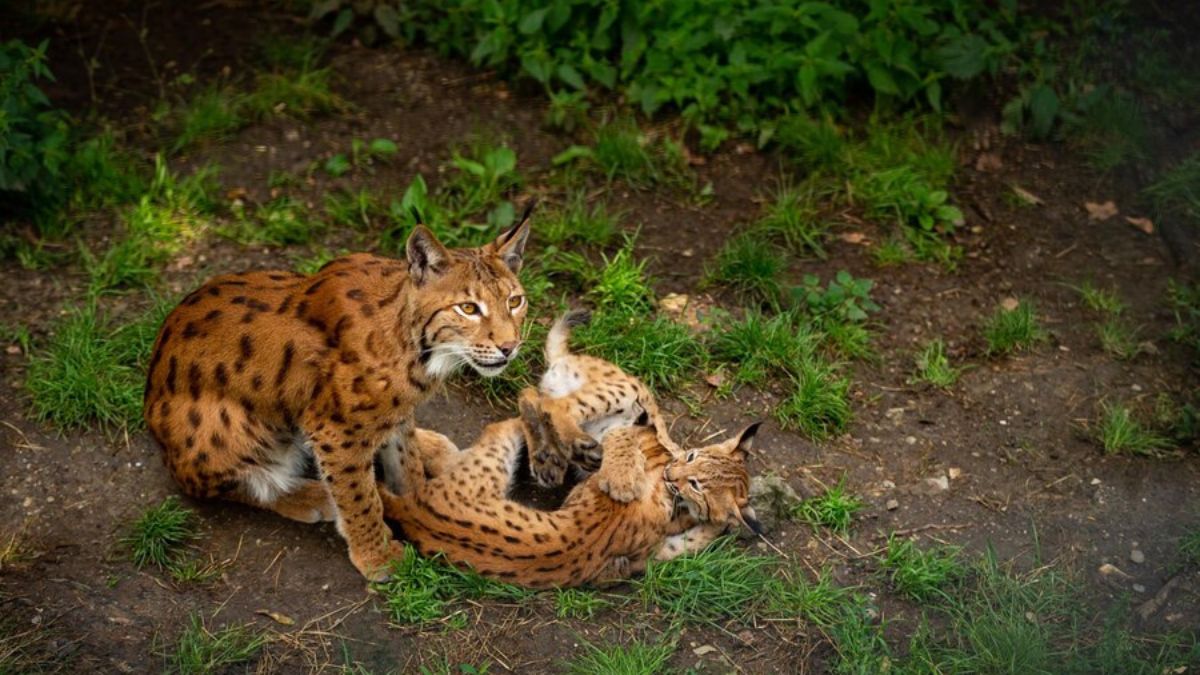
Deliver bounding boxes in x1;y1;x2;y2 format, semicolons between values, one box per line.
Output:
727;422;762;461
490;200;534;273
406;225;450;285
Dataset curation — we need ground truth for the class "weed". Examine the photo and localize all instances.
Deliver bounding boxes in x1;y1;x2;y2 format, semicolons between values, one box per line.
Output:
167;556;225;585
794;271;880;325
0;526;31;571
554;589;611;620
258;33;328;70
419;660;491;675
774;359;852;439
909;339;961;388
791;481;863;534
1074;280;1125;316
375;548;532;626
122;496;199;570
1146;153;1200;223
540;193;619;247
26;299;171;431
325;189;383;230
67;131;148;211
563;637;674;675
1180;530;1200;567
225;196;324;246
246;37;343;120
774;114;845;171
172;86;244;152
1097;403;1170;456
872;237;913;266
586;244;654;312
707;233;785;306
1166;280;1200;356
1095;319;1141;360
0;39;70;220
555;118;685;188
325;137;399;177
707;310;820;387
636;537;774;624
880;536;964;603
574;310;700;393
755;180;830;257
544;89;590;134
1075;93;1148;171
165;614;266;675
984;299;1047;356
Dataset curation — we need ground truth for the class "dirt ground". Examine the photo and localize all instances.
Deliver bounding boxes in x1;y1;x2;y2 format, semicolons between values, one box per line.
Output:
1;3;1198;673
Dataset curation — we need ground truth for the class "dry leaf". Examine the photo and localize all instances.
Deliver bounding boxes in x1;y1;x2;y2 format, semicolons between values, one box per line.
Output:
1125;216;1154;234
840;232;867;244
1085;200;1118;221
1000;297;1020;312
1011;185;1043;206
704;372;725;388
255;610;295;626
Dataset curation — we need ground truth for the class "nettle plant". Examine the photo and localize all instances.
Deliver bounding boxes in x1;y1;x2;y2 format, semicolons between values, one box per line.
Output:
794;271;880;324
0;39;70;216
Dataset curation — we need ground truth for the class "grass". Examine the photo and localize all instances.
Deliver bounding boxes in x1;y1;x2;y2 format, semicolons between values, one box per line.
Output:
1076;93;1149;171
554;589;612;620
790;481;863;534
1146;152;1200;223
1180;529;1200;567
563;637;675;675
26;298;172;432
172;86;244;153
1096;319;1141;360
122;496;199;569
635;537;775;624
1167;280;1200;356
1074;280;1126;316
984;299;1047;356
706;233;785;306
909;339;961;388
540;193;620;247
374;548;532;627
164;614;266;675
245;62;343;120
555;117;687;188
880;536;964;603
224;196;324;246
755;179;830;256
1097;403;1170;456
774;359;851;439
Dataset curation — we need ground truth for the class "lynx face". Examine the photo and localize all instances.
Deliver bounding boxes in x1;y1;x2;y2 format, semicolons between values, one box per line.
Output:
664;423;762;534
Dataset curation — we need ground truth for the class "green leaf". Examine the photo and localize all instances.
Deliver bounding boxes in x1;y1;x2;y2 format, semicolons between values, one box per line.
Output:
519;8;549;35
374;4;400;38
324;154;350;176
556;63;586;90
866;65;900;96
1028;84;1060;138
331;8;354;37
937;34;989;79
552;145;594;165
369;138;398;156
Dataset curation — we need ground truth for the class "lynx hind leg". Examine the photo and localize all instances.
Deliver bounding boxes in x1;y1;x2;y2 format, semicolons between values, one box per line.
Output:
595;427;647;503
410;428;460;478
520;388;572;487
540;396;602;472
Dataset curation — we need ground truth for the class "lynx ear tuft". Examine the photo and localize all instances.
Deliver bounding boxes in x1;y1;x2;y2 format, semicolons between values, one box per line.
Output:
406;226;450;285
490;200;534;273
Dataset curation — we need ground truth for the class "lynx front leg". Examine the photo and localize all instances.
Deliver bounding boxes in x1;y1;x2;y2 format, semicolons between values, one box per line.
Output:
308;422;404;581
653;523;726;562
594;427;647;503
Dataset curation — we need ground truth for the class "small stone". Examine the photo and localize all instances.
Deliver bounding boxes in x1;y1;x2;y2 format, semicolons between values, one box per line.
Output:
881;480;896;490
1090;478;1102;485
1130;384;1142;392
1132;584;1146;593
1130;549;1145;564
693;645;718;657
1000;297;1020;311
905;436;917;445
948;467;962;480
885;499;899;511
1099;563;1130;578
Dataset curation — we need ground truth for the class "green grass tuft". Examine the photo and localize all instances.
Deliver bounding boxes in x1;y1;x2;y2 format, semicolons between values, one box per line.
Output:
1074;281;1126;316
774;359;851;439
574;310;701;393
26;299;172;432
1097;403;1170;456
791;481;863;534
909;339;961;388
707;310;821;387
880;536;964;603
1180;529;1200;567
554;588;612;620
1146;153;1200;223
165;614;266;675
374;548;533;627
707;233;786;306
563;637;675;675
540;193;620;247
984;299;1047;356
224;196;325;246
755;180;830;256
636;537;775;624
1076;94;1149;172
172;86;244;153
1096;319;1141;360
123;496;199;570
1166;280;1200;357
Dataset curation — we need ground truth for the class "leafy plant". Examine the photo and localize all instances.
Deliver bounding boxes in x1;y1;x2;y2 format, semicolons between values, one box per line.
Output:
794;271;880;325
0;39;70;218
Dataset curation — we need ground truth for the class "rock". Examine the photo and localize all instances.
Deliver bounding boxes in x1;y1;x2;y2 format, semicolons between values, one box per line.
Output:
1099;563;1130;578
948;467;962;480
885;499;899;511
1130;549;1145;564
1133;584;1146;593
911;475;950;495
748;474;801;534
693;645;718;657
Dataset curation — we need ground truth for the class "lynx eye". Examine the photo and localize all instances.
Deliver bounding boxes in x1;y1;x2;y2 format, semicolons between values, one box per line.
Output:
688;477;703;492
457;302;480;315
508;295;525;310
685;451;697;463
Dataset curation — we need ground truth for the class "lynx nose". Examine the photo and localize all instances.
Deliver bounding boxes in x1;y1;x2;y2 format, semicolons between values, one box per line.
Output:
497;341;520;357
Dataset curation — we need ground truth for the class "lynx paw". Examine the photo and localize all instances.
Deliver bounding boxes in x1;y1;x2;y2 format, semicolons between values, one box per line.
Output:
597;462;646;503
353;540;407;582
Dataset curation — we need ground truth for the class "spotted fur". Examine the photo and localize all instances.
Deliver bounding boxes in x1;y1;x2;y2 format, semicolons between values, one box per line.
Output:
381;399;762;589
143;214;534;580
